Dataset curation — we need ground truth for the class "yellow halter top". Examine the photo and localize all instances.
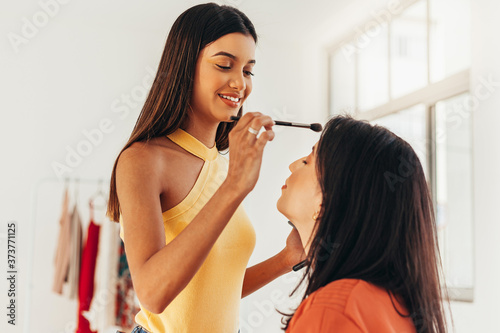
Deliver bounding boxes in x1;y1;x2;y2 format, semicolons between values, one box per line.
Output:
119;128;256;333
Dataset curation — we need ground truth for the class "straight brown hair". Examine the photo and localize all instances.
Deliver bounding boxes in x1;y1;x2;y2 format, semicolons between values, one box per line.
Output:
106;3;257;222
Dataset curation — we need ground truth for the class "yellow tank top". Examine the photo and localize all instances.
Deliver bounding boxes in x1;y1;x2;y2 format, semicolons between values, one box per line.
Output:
119;127;256;333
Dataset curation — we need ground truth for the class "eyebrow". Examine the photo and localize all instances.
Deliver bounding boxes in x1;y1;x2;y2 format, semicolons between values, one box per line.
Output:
211;51;256;64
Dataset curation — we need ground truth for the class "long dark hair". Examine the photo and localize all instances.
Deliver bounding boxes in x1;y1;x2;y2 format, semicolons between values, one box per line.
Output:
106;3;257;222
281;115;451;332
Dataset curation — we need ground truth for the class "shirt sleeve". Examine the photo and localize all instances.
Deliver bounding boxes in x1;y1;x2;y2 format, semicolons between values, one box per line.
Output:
287;306;364;333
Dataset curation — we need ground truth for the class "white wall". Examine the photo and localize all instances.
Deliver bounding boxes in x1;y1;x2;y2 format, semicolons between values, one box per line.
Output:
0;2;169;332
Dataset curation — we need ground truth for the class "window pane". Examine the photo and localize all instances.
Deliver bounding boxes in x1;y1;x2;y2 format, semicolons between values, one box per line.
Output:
357;23;389;111
330;47;356;115
390;0;428;98
371;104;428;179
435;93;473;288
429;0;471;82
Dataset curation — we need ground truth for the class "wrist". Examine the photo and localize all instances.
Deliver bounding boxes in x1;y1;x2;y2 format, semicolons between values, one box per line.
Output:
277;250;293;274
219;181;246;203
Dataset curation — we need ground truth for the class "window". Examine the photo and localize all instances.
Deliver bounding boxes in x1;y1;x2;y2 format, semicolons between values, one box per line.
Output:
328;0;472;301
357;23;389;110
435;93;474;299
429;0;471;82
390;1;427;98
329;44;355;115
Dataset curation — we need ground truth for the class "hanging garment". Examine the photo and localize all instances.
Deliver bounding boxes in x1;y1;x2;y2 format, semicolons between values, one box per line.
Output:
76;203;101;333
83;214;120;332
52;187;72;294
68;203;83;299
115;239;140;330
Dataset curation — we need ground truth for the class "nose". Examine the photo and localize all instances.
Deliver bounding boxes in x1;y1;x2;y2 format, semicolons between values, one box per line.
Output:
228;72;246;91
288;158;301;172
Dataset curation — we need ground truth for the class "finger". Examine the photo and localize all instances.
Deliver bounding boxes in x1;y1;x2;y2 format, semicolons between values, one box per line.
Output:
255;128;275;150
246;115;274;137
260;115;276;131
235;112;262;131
243;117;261;143
251;115;274;130
245;116;270;143
261;128;275;141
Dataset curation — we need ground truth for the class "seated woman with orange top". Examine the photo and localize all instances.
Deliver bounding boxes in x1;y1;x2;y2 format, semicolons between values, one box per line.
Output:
276;115;452;333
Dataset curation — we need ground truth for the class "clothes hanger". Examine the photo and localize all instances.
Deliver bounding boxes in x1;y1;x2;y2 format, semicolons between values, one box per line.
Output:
89;179;107;206
89;178;108;225
73;178;80;211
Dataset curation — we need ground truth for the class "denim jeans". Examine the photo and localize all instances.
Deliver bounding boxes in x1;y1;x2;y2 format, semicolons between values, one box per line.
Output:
131;326;150;333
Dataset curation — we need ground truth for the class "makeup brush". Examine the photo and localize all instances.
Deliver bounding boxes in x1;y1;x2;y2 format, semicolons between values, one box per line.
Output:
288;220;308;271
230;116;322;132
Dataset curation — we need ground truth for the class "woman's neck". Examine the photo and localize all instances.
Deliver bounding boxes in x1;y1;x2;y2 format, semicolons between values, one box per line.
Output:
180;116;219;149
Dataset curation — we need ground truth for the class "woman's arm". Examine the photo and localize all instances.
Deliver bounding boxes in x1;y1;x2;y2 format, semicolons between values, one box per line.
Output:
242;251;290;298
117;112;275;314
118;148;246;313
242;228;305;298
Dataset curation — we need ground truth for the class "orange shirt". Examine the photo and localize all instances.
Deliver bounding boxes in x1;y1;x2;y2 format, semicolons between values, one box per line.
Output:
286;279;417;333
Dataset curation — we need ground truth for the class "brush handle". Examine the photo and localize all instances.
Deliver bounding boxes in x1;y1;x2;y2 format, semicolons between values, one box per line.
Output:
230;116;312;129
293;260;307;271
274;120;311;129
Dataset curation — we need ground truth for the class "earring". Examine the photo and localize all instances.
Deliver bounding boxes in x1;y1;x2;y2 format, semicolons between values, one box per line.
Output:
312;210;320;221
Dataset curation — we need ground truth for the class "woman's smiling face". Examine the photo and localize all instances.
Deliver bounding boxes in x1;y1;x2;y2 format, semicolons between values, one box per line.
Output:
190;32;256;123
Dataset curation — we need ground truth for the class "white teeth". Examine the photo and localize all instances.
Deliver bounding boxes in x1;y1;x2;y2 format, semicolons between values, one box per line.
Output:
220;94;240;102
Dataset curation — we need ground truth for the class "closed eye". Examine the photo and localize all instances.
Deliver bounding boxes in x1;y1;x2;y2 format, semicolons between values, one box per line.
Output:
216;65;254;77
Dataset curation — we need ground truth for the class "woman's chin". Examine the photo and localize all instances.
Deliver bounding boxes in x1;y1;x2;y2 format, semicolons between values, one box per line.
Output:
276;198;288;219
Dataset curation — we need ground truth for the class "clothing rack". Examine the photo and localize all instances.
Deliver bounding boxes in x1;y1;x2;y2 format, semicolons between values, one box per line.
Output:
25;176;110;333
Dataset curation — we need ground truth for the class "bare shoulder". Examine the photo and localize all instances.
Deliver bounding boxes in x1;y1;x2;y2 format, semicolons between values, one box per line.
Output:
117;137;181;170
116;140;165;193
116;137;190;193
117;141;161;175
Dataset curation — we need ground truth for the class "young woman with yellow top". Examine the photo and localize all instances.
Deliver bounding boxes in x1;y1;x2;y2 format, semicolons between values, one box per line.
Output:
105;3;304;333
277;116;453;332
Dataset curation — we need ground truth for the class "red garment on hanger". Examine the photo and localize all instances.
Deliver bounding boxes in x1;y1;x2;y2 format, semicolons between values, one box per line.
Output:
76;202;101;333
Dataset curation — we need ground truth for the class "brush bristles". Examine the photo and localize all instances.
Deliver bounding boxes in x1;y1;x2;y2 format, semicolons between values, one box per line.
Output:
310;123;323;132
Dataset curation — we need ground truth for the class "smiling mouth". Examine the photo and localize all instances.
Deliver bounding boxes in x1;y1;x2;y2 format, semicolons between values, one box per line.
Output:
218;94;241;103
